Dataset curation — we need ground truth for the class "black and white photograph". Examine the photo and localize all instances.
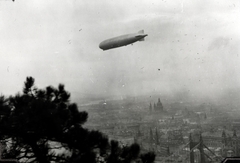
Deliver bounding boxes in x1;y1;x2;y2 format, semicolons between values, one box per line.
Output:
0;0;240;162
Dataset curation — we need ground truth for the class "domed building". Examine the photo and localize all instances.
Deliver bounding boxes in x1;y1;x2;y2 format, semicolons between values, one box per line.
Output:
149;98;163;112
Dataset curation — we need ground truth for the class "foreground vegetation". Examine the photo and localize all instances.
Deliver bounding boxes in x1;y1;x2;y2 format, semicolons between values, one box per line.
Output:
0;77;155;163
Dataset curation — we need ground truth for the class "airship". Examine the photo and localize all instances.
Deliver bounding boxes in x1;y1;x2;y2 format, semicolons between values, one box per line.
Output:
99;30;148;50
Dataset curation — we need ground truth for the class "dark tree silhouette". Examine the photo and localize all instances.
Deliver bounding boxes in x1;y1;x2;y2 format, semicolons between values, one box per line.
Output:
107;142;155;163
0;77;108;163
0;77;155;163
140;152;155;163
107;140;121;163
120;143;140;163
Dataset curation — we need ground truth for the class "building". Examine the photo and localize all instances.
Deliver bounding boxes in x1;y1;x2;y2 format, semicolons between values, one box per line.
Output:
149;98;163;112
200;129;240;157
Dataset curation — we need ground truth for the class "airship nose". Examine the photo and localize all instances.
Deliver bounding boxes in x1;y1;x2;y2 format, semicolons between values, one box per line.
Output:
99;42;103;49
99;42;106;50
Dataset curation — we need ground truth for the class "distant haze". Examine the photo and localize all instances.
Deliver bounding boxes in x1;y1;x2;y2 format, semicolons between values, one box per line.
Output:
0;0;240;105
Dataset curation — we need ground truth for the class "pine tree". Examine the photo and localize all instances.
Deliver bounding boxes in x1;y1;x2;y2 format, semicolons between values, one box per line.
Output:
0;77;156;163
0;77;109;163
140;152;155;163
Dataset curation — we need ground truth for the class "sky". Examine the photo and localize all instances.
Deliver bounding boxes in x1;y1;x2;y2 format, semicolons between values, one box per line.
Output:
0;0;240;104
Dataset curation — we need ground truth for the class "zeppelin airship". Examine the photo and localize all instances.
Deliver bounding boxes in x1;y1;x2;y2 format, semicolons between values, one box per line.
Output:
99;30;148;50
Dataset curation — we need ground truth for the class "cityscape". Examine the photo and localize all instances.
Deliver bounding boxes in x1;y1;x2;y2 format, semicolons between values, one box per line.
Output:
82;94;240;163
1;0;240;162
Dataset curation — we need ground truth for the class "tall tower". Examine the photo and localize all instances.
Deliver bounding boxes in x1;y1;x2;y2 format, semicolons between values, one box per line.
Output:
232;129;238;156
155;98;163;111
199;134;206;163
222;130;227;146
189;133;195;163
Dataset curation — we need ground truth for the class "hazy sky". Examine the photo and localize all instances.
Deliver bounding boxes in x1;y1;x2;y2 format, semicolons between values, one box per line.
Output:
1;0;240;102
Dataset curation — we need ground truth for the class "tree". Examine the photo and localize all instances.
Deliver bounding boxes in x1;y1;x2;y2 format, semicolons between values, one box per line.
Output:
107;140;121;163
0;77;155;163
140;152;155;163
0;77;108;163
106;142;155;163
121;143;140;162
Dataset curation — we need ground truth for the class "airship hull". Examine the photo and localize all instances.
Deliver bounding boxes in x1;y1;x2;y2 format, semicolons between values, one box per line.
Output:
99;30;148;50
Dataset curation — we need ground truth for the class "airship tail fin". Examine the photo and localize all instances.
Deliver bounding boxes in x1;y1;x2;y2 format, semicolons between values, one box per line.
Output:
139;38;145;41
138;30;144;34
